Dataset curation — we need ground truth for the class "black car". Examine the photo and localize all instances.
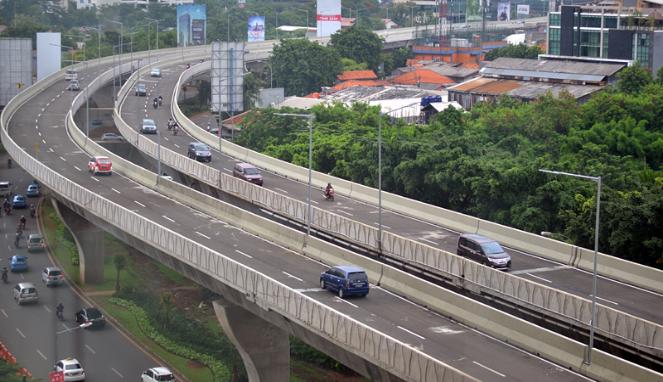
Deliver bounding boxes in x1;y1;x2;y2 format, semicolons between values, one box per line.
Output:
75;307;106;329
187;142;212;162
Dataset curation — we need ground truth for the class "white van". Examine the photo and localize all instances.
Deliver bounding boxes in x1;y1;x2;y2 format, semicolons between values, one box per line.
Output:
65;69;78;81
0;181;13;197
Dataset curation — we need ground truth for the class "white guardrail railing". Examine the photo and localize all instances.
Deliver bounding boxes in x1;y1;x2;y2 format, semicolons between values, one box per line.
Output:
85;52;659;382
144;62;663;359
0;52;477;382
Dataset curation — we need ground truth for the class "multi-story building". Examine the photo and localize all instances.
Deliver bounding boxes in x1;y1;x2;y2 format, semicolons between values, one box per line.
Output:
548;4;663;71
76;0;193;10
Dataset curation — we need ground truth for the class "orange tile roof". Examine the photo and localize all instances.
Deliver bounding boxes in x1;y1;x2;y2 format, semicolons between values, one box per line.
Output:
304;92;321;98
222;110;250;125
331;80;389;91
449;77;522;95
337;70;378;81
391;69;455;86
449;77;495;92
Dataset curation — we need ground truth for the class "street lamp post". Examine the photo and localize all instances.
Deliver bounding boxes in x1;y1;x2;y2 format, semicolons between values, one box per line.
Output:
146;17;160;50
275;113;314;239
539;169;601;365
107;20;123;57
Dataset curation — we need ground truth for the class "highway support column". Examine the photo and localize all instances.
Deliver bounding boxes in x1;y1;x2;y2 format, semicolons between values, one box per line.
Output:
213;299;289;382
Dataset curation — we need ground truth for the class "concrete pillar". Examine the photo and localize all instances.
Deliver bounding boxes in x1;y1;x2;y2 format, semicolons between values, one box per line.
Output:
213;299;290;382
53;200;105;284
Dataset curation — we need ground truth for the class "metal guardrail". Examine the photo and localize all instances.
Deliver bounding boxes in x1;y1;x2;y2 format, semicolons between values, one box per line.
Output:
25;51;475;382
159;61;663;360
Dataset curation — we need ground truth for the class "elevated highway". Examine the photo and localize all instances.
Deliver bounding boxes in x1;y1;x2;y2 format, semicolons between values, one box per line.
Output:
1;24;661;382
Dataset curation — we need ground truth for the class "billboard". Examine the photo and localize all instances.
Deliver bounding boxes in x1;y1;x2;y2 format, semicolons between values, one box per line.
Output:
0;38;33;107
177;4;207;47
211;42;245;114
248;16;265;42
37;33;62;81
516;4;530;15
316;0;341;38
497;2;511;22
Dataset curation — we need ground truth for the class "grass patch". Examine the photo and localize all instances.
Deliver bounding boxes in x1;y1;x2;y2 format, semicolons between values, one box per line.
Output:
96;296;214;382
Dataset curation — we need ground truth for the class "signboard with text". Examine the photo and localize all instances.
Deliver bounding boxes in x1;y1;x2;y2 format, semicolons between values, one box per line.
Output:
316;0;341;38
517;4;530;15
177;4;207;47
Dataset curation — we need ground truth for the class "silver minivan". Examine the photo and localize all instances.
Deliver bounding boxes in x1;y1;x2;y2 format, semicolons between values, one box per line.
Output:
13;282;39;304
0;181;12;197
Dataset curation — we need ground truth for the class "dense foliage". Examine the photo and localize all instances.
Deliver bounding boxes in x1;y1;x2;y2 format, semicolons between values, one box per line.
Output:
236;86;663;268
330;25;384;72
484;43;542;61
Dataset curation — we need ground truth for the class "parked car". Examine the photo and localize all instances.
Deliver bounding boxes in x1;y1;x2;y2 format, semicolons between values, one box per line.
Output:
42;266;64;286
232;162;263;186
12;194;27;209
66;79;80;91
320;265;369;298
150;68;161;77
141;119;157;134
135;83;147;96
64;69;78;81
28;233;45;252
187;142;212;162
13;282;38;304
101;132;124;141
75;307;106;329
26;184;40;197
456;233;512;270
87;156;112;175
141;366;175;382
9;255;28;272
54;358;85;381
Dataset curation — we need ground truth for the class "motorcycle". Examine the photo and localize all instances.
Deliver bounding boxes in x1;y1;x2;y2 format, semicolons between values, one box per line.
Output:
153;99;158;109
1;269;8;284
323;188;335;201
158;96;163;106
30;206;36;218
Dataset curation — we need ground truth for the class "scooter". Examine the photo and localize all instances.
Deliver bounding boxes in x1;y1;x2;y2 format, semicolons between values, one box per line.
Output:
323;189;335;201
153;99;158;109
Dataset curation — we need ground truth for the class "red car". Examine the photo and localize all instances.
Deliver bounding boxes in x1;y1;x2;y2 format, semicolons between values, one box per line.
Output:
88;156;112;175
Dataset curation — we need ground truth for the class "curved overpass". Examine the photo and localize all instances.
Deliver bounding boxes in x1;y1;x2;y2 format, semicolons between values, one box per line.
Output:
2;32;660;382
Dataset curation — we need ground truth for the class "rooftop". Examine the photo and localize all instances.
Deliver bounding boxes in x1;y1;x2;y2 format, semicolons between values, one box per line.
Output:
481;57;625;83
337;70;378;81
390;69;455;87
448;77;603;100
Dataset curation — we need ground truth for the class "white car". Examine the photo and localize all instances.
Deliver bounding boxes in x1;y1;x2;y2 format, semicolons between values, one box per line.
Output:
54;358;85;381
141;366;175;382
150;68;161;77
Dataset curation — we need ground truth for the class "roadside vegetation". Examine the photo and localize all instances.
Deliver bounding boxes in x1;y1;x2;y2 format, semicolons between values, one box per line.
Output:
40;201;365;381
236;65;663;268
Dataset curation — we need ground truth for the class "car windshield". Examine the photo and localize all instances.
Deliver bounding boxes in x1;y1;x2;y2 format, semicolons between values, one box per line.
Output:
14;257;26;264
85;308;102;319
481;242;505;256
195;144;209;151
244;167;259;175
97;158;111;164
348;272;367;281
65;363;81;370
30;237;42;242
49;270;62;276
156;375;175;381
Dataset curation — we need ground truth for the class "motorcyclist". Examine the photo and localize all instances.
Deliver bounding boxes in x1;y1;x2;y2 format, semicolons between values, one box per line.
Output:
158;95;163;106
19;215;26;230
30;205;36;218
324;183;334;199
153;97;158;109
56;302;64;320
172;123;179;136
14;231;21;248
167;118;174;130
1;267;8;283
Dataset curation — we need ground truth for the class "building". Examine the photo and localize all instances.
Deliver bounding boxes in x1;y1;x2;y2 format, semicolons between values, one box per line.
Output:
447;57;624;109
76;0;192;9
548;4;663;71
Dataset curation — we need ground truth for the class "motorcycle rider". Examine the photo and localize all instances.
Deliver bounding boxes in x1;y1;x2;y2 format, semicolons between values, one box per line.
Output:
30;204;36;218
56;302;64;320
167;118;174;130
153;97;158;109
158;95;163;106
172;123;179;136
19;215;26;230
2;267;8;283
324;183;334;199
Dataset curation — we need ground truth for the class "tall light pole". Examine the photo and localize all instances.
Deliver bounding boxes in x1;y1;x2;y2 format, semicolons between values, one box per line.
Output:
108;20;123;58
276;113;314;239
146;17;160;50
539;169;601;365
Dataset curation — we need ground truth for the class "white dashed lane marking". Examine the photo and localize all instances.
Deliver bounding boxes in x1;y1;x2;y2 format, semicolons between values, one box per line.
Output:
235;250;252;259
162;215;175;223
282;271;303;282
195;231;210;240
472;361;506;378
397;325;425;340
134;201;146;208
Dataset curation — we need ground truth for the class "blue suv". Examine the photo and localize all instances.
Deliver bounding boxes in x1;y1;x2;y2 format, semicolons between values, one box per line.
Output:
320;265;369;298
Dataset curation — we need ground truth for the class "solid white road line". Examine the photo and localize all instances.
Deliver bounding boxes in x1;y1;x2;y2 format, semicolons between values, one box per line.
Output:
195;231;210;240
472;361;506;378
162;215;175;223
397;325;425;340
85;344;96;354
134;200;146;208
16;328;25;338
111;367;124;378
282;271;303;282
36;349;47;360
235;250;252;259
526;273;552;284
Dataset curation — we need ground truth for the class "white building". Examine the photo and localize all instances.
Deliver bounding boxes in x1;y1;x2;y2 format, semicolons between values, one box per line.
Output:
76;0;192;10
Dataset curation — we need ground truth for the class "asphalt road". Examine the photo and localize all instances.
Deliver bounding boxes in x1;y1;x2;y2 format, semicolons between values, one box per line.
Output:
121;61;663;325
0;152;159;381
3;54;594;381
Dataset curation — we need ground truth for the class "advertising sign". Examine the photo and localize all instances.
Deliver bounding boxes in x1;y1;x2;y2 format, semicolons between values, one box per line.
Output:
177;4;207;47
36;33;62;81
497;2;511;22
49;371;65;382
247;16;265;42
316;0;341;38
516;4;530;15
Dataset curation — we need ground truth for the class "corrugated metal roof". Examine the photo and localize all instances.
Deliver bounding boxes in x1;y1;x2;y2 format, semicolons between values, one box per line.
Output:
449;78;603;100
486;57;624;77
448;77;495;92
480;67;607;82
472;80;522;94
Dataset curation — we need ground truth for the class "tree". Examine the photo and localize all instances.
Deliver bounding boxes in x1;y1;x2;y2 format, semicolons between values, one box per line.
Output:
616;61;652;94
654;65;663;84
484;43;542;61
242;72;261;109
114;255;127;292
0;359;26;382
329;25;384;71
271;39;342;96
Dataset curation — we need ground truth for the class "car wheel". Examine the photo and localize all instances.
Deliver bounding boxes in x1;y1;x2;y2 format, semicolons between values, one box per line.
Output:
338;288;345;299
320;279;326;289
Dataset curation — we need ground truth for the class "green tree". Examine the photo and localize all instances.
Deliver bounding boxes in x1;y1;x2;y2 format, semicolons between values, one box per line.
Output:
0;359;26;382
484;43;542;61
242;72;261;109
341;58;368;72
329;25;384;71
271;39;342;96
656;65;663;84
114;255;127;292
616;61;652;94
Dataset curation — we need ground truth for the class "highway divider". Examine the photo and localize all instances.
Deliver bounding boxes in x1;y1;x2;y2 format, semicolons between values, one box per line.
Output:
171;63;663;296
